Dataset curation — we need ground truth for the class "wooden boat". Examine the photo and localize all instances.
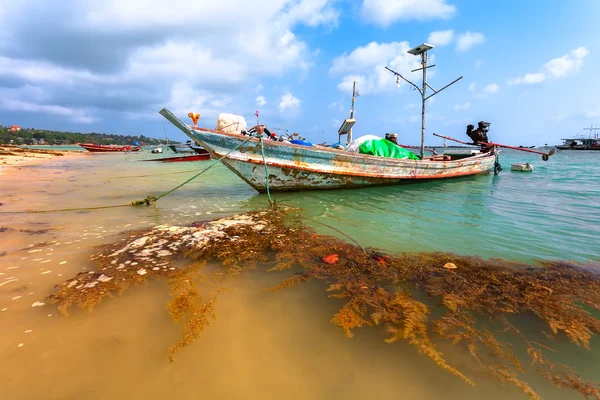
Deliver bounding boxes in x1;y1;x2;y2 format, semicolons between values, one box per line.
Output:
555;126;600;150
167;144;195;154
78;143;141;152
160;108;498;193
140;154;210;163
511;163;533;172
189;144;210;156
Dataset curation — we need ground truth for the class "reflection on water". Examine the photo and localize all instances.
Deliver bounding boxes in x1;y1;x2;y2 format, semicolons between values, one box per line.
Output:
1;150;599;399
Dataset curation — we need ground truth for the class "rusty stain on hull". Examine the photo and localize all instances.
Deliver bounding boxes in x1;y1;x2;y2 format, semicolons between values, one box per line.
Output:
160;108;497;192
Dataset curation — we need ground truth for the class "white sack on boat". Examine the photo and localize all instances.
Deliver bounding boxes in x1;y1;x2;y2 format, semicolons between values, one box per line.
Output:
346;135;382;153
216;113;248;134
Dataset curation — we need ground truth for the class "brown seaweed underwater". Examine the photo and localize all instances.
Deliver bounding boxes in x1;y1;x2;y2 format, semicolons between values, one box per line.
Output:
48;208;600;400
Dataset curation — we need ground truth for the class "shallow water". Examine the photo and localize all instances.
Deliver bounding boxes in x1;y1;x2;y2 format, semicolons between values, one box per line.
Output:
1;149;599;400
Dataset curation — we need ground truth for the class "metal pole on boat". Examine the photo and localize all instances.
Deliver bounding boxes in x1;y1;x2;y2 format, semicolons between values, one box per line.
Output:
348;81;357;145
386;43;462;159
163;124;169;145
420;51;427;159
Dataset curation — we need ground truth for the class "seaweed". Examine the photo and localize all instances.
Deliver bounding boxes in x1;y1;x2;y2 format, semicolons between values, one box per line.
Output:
48;209;600;399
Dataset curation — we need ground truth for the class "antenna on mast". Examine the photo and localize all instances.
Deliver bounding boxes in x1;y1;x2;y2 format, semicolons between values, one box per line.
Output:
162;124;169;145
385;43;463;159
583;124;600;138
337;81;358;145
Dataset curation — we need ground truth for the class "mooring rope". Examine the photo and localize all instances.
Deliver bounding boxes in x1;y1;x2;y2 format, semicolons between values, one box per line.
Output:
494;151;503;175
258;135;275;208
0;136;254;214
116;164;224;179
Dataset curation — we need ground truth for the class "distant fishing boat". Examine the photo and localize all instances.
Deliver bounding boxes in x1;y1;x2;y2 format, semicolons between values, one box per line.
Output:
140;153;210;163
556;125;600;150
167;144;195;154
78;143;141;152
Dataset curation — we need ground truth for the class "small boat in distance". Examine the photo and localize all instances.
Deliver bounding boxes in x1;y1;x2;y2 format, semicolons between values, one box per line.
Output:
556;125;600;150
78;143;141;152
167;144;195;154
140;153;210;163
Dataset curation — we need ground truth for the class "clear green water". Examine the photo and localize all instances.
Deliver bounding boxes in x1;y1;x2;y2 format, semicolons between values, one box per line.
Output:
1;148;599;400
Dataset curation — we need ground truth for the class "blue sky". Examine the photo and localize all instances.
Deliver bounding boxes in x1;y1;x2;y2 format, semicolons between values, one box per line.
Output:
1;0;599;146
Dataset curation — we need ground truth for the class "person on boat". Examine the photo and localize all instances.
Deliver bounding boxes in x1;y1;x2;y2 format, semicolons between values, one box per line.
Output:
387;133;399;145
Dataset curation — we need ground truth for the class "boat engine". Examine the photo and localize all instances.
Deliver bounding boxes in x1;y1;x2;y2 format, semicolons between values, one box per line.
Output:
466;121;491;144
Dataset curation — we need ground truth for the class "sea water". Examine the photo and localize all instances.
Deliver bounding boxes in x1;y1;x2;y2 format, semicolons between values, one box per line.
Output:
0;149;599;400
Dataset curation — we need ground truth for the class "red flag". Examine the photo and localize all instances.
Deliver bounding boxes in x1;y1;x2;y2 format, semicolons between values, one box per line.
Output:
255;110;259;117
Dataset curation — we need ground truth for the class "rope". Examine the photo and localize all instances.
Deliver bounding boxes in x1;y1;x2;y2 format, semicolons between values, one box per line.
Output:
117;165;223;179
258;135;275;208
494;151;503;175
295;216;366;254
0;136;254;215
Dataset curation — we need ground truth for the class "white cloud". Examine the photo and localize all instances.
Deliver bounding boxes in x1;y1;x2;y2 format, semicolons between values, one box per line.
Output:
332;118;341;128
507;73;546;85
361;0;456;27
427;30;454;46
328;101;345;111
475;59;483;68
279;92;301;111
456;32;485;52
453;102;470;111
255;84;264;93
405;103;417;109
0;98;96;123
256;96;267;106
543;46;589;78
0;0;338;124
0;84;97;123
483;83;499;94
508;47;589;85
468;82;476;92
330;41;423;95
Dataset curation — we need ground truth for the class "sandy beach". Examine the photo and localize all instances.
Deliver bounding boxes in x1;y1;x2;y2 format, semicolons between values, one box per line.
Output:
0;145;77;172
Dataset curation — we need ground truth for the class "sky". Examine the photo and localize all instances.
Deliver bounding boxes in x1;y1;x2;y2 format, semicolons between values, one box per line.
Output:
1;0;599;146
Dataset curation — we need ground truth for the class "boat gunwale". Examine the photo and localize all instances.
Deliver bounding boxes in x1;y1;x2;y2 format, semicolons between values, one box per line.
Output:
189;126;496;167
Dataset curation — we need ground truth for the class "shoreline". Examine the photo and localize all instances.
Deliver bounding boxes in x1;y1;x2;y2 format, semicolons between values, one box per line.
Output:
0;144;82;172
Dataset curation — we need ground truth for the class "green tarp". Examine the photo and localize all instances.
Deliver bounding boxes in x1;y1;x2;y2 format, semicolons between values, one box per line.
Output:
358;139;420;160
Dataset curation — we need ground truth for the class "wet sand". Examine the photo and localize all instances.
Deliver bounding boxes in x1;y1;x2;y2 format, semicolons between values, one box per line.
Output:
0;145;80;172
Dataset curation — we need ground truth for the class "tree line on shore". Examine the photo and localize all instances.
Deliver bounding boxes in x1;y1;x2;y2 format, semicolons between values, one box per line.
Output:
0;125;166;146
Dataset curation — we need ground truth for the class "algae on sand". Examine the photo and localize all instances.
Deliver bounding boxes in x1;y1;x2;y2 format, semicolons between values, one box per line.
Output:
49;209;600;399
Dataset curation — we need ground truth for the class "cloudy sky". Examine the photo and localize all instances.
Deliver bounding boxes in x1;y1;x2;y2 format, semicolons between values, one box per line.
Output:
1;0;599;146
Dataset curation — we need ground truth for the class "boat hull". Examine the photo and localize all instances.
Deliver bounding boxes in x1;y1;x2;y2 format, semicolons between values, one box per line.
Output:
78;143;141;152
141;154;210;163
160;108;497;192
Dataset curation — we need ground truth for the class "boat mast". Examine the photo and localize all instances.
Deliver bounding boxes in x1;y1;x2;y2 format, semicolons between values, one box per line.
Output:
163;124;169;145
583;124;600;138
385;43;462;159
348;81;358;144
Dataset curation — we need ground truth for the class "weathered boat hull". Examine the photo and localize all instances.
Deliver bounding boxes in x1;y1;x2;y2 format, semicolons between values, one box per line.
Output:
78;143;141;152
140;154;210;163
160;108;497;192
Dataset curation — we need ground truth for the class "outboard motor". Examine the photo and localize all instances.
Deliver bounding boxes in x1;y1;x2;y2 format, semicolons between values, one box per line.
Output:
466;121;491;144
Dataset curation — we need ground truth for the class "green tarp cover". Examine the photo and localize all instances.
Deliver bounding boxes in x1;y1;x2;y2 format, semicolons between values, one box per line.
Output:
358;139;420;160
